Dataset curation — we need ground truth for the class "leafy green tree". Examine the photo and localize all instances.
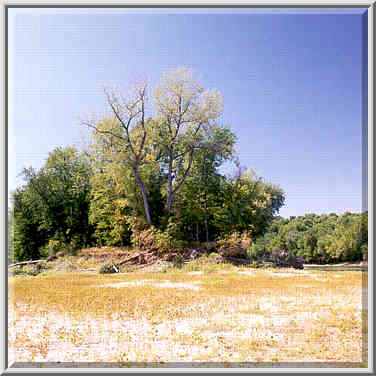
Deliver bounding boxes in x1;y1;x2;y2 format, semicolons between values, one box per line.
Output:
302;230;318;262
12;147;93;261
12;186;49;262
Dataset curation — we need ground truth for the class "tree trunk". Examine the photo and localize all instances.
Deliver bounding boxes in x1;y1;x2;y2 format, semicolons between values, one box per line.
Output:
204;190;209;242
196;222;199;242
134;170;152;226
166;156;173;218
204;219;209;243
167;195;173;217
166;150;194;219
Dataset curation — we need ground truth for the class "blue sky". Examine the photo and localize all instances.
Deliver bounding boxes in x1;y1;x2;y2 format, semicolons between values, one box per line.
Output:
8;7;367;218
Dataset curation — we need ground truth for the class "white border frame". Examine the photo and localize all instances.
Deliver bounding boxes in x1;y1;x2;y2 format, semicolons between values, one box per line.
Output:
1;1;373;373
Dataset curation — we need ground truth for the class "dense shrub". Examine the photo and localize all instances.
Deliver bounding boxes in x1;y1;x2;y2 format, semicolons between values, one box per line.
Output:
40;238;64;258
131;225;187;254
131;226;169;252
11;261;50;276
99;261;119;274
217;232;251;258
172;254;185;269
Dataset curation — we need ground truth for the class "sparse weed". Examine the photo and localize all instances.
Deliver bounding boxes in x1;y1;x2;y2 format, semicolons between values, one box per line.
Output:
99;261;119;274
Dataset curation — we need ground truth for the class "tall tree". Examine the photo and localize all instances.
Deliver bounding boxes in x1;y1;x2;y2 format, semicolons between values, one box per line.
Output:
81;83;153;225
214;169;285;237
172;125;236;241
11;186;49;262
82;68;224;224
25;147;92;247
11;147;93;261
153;67;224;217
88;119;165;244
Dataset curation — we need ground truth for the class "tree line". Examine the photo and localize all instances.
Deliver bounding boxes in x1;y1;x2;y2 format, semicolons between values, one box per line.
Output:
8;67;366;264
250;212;368;264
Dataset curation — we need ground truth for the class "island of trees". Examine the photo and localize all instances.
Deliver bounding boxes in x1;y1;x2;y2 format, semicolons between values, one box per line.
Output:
9;68;368;266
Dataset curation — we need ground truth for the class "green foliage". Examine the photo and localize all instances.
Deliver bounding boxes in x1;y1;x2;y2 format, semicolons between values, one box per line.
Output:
249;260;265;268
249;232;275;261
8;211;14;264
88;118;165;245
12;187;50;262
20;264;40;276
42;238;65;258
11;133;366;267
172;254;185;269
11;147;93;262
212;169;285;238
78;69;284;250
89;166;133;247
170;125;236;242
11;261;50;277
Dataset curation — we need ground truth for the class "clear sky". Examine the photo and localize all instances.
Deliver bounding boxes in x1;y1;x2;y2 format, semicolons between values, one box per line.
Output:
8;7;368;218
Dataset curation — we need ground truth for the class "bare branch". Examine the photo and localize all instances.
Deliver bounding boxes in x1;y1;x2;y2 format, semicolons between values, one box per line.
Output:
81;120;126;143
172;147;195;197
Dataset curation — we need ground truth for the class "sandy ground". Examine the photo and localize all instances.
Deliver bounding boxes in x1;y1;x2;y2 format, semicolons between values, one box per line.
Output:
99;280;201;291
8;270;365;365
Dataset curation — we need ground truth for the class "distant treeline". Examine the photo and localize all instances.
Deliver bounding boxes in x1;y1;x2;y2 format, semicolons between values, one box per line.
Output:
250;212;368;264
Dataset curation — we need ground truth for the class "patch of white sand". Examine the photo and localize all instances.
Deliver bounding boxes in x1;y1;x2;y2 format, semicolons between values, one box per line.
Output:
154;282;200;291
270;272;299;277
100;280;152;288
308;275;329;281
100;280;201;291
174;320;194;334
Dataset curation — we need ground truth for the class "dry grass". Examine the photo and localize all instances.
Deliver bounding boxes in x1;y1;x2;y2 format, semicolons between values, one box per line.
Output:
8;264;367;365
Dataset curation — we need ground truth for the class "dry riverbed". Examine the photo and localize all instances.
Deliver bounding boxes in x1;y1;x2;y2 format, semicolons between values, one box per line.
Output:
8;266;367;366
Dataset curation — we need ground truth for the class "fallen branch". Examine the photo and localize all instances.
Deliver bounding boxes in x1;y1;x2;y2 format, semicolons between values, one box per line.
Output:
223;256;252;265
116;253;142;266
116;250;154;267
8;260;44;268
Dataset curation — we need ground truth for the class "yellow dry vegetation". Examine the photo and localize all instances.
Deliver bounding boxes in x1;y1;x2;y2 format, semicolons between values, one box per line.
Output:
8;265;367;365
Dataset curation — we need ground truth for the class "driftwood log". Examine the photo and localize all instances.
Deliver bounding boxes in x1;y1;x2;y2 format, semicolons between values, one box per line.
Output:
8;251;155;271
116;251;154;267
223;256;252;265
8;260;44;268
